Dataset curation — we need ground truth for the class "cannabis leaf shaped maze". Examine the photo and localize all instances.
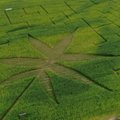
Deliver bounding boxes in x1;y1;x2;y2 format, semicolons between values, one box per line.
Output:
1;26;119;106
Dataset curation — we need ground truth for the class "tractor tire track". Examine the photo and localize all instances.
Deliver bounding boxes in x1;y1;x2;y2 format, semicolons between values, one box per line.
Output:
88;53;120;57
0;57;41;59
0;58;44;65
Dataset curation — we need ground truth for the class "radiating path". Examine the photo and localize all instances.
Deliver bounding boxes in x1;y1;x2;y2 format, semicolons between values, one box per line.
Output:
0;23;119;118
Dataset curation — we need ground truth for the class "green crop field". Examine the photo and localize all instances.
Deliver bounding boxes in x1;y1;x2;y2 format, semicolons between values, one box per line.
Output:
0;0;120;120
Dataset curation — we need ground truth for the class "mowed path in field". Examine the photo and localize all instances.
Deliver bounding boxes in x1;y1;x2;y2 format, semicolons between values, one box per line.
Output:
0;30;119;120
0;0;120;120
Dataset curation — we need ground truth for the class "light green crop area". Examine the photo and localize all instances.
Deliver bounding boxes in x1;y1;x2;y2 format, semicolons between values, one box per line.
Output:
0;0;120;120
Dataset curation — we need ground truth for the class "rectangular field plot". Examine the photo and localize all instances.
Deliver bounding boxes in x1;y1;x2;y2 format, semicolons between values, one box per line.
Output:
67;26;105;53
65;0;92;13
83;16;111;28
105;13;120;27
6;9;26;24
48;13;65;24
95;24;120;42
0;11;9;26
24;6;45;14
28;14;52;26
